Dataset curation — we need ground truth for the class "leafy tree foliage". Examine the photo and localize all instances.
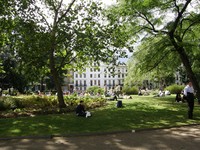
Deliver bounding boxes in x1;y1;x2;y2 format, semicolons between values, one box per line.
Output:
0;0;47;92
0;55;29;92
108;0;200;98
125;37;179;88
0;0;128;108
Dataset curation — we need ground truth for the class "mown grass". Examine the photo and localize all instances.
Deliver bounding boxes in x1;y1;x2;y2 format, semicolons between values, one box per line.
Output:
0;95;200;138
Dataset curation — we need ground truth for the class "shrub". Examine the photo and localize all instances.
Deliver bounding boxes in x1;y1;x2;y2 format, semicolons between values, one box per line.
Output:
122;86;138;95
64;95;107;109
0;94;107;115
0;100;6;110
20;95;57;108
165;84;184;94
0;97;23;110
2;90;9;95
150;89;159;95
86;86;104;95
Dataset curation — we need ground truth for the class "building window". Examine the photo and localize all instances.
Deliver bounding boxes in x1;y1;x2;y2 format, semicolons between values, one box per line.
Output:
104;80;107;85
84;73;86;78
84;80;86;86
90;68;93;72
122;74;124;78
90;80;93;86
94;74;96;78
75;74;78;78
118;80;121;85
98;74;100;78
94;80;97;85
118;74;120;78
98;80;100;86
80;74;82;78
90;74;93;78
104;74;106;78
75;80;78;86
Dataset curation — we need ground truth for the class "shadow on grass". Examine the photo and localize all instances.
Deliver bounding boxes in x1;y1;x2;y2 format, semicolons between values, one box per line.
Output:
1;96;200;138
91;99;200;131
1;124;200;150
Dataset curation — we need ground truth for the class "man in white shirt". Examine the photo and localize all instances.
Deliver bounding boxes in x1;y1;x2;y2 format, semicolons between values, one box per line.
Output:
184;81;194;119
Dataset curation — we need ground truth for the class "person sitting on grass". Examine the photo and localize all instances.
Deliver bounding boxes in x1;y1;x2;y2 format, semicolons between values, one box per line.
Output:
75;100;91;118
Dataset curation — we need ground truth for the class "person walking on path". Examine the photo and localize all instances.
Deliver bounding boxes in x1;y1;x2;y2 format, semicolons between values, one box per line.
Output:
184;80;195;119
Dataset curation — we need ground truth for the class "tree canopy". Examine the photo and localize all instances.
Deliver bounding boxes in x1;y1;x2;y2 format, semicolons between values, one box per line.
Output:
108;0;200;97
0;0;129;108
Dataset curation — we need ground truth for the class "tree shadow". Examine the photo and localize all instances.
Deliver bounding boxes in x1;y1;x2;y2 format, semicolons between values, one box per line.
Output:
1;125;200;150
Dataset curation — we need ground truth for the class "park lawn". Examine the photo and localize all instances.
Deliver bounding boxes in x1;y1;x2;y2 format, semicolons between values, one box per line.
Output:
0;95;200;138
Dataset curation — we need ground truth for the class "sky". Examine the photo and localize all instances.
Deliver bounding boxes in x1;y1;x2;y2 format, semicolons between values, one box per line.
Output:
101;0;116;6
62;0;116;6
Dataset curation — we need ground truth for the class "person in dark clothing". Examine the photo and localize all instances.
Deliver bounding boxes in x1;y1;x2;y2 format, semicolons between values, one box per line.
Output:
175;93;182;102
76;100;86;117
184;81;195;119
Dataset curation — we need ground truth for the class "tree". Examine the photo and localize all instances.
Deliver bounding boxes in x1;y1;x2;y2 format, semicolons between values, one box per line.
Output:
0;0;49;92
0;0;29;91
5;0;128;108
108;0;200;98
125;36;180;89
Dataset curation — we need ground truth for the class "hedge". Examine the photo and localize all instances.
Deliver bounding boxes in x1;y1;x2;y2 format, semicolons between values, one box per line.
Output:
165;84;184;94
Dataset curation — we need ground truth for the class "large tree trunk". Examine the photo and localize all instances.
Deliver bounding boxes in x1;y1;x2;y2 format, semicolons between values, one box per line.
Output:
49;8;66;108
50;50;66;108
177;47;200;100
169;35;200;100
167;0;200;100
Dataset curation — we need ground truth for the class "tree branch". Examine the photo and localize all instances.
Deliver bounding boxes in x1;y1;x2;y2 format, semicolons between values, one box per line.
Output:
181;18;200;40
57;47;73;71
147;50;171;72
173;0;180;14
57;0;63;11
170;0;192;35
56;0;76;24
136;11;168;35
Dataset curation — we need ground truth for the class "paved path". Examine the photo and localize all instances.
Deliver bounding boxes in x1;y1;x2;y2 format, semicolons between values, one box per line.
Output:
0;125;200;150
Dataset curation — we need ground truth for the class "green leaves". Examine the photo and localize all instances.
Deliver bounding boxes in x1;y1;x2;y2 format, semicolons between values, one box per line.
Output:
108;0;200;88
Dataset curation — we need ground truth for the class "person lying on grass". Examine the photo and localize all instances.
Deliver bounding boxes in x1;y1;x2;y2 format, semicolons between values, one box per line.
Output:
75;100;91;118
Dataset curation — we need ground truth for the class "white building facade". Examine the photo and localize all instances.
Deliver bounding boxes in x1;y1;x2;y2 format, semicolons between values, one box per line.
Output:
73;63;127;92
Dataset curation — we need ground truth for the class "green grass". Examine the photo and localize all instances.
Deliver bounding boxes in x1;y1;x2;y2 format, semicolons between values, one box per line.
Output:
0;95;200;138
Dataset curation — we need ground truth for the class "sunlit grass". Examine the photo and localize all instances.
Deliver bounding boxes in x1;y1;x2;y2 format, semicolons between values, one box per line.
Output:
0;95;200;138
